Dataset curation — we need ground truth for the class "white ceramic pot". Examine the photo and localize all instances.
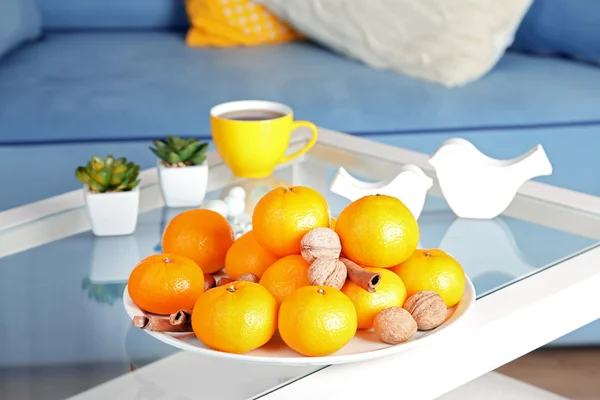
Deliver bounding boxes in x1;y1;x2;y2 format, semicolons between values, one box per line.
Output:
157;161;208;207
84;186;140;236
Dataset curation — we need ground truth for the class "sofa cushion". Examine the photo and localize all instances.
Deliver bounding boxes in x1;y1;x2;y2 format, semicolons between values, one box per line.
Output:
258;0;532;87
37;0;189;30
512;0;600;65
1;32;600;144
185;0;301;47
0;0;41;60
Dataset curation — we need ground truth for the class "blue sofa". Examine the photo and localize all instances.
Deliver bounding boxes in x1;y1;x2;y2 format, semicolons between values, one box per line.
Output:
4;2;600;145
1;1;600;346
2;0;600;209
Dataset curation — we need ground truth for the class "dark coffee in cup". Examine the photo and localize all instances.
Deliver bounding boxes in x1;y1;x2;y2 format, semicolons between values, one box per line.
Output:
218;109;286;121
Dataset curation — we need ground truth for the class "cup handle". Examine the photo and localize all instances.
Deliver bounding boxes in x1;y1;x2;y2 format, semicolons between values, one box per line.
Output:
279;121;319;164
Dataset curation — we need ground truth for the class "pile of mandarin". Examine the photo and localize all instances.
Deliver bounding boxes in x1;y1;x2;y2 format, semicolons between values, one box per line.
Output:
128;186;466;356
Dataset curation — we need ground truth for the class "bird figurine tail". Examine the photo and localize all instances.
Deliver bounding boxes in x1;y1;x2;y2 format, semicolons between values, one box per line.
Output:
509;144;553;182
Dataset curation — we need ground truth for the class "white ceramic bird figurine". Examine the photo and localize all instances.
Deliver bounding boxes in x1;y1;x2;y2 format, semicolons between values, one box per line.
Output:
429;138;553;219
330;165;433;219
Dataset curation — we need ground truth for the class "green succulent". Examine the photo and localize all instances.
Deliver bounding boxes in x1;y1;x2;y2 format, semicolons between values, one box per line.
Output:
75;155;141;193
150;136;208;167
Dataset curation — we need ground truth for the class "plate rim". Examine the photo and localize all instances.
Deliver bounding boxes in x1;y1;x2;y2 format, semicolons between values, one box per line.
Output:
123;277;476;366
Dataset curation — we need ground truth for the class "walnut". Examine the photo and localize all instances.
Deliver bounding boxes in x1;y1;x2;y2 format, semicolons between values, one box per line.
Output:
307;257;347;290
238;273;259;283
374;307;417;344
203;273;216;291
301;228;342;264
216;277;233;287
403;291;447;331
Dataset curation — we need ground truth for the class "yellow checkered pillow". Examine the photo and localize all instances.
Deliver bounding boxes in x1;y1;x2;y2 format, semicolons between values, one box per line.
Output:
185;0;302;47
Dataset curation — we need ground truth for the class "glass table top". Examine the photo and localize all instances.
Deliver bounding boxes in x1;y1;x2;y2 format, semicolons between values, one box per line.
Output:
1;138;598;399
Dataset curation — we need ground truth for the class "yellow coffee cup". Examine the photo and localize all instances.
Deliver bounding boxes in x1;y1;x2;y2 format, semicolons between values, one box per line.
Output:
210;100;318;178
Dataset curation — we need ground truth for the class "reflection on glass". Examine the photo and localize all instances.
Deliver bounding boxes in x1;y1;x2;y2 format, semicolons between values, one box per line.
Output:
89;235;141;283
417;196;595;295
439;218;532;294
82;278;127;306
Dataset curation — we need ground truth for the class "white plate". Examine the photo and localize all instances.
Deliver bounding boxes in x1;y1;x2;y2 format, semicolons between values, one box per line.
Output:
123;277;475;366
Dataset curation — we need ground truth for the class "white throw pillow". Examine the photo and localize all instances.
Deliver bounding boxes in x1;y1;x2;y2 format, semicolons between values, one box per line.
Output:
256;0;532;87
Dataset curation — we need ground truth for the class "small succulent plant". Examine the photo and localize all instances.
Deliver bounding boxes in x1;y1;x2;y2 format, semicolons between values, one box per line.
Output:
150;136;208;167
76;155;141;193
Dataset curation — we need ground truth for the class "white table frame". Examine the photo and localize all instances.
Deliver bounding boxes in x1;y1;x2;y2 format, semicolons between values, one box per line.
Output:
1;128;600;400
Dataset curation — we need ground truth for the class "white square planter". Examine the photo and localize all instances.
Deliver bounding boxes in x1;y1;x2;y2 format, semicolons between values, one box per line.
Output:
157;161;208;207
84;186;139;236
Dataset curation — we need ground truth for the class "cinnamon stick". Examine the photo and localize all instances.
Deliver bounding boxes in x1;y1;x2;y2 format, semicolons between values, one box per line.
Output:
132;315;192;332
169;309;192;326
340;257;381;293
204;273;216;291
